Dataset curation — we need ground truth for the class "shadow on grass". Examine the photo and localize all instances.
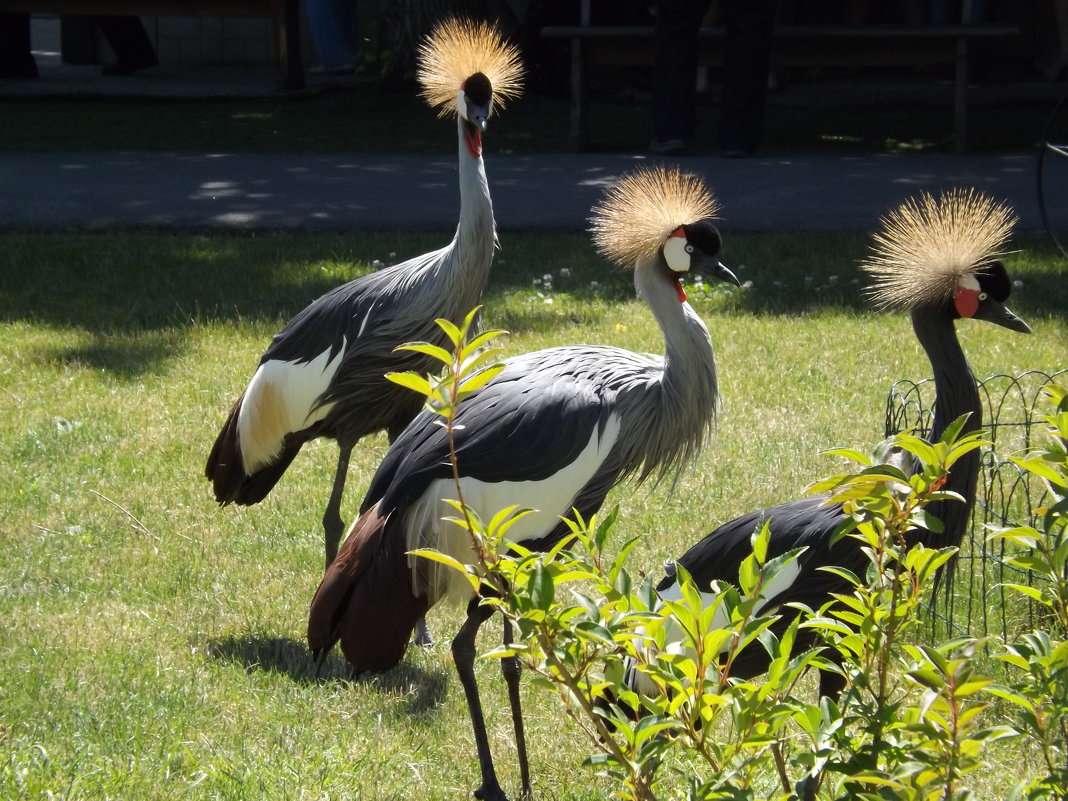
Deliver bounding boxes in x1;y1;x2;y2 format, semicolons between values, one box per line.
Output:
34;331;186;377
206;634;449;715
2;231;1059;378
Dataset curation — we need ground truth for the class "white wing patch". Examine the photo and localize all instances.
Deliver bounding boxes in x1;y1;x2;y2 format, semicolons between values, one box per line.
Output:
237;341;347;473
405;416;622;602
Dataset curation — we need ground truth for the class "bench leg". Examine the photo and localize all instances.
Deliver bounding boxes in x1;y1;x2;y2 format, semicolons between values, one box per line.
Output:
953;35;967;153
569;37;589;151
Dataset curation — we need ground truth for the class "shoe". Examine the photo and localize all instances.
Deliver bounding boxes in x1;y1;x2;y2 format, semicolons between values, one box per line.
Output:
649;138;692;155
309;62;356;76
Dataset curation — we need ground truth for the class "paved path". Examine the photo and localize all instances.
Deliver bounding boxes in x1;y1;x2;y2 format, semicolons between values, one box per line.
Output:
0;150;1051;232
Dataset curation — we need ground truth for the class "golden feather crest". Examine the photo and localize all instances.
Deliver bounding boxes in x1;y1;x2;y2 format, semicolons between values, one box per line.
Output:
862;188;1016;309
416;17;524;117
589;165;721;267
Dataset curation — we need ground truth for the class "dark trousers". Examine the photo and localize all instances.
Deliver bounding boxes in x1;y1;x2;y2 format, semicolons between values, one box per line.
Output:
0;13;37;78
653;0;777;153
95;15;157;67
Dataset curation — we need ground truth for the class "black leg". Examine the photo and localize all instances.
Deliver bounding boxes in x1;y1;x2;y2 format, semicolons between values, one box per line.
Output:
453;597;507;801
803;662;847;801
322;437;354;568
413;616;434;647
500;618;531;799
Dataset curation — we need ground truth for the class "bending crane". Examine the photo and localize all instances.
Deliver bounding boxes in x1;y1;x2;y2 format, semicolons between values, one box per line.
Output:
637;189;1030;799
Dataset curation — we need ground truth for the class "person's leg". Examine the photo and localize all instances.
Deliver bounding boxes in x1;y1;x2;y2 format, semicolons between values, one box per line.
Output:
96;15;157;74
305;0;356;70
718;0;777;155
0;13;38;79
652;0;711;148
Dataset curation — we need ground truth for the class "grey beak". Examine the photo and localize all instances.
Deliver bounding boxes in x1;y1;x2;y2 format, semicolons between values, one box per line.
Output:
973;299;1032;334
466;103;489;131
700;259;741;287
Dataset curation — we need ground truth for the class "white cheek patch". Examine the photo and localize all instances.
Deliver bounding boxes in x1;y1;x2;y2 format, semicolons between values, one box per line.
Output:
662;236;691;273
957;274;981;292
455;89;468;121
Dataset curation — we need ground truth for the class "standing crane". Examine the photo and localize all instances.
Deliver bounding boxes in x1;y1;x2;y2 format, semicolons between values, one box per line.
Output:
630;189;1030;798
204;18;523;568
307;165;740;801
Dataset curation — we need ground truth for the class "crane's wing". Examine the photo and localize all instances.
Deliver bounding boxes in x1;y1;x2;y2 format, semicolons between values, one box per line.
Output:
362;346;650;516
662;496;858;612
259;250;442;367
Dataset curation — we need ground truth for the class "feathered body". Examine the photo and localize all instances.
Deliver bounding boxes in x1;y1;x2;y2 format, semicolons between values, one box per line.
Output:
308;166;740;801
643;189;1030;697
309;164;735;666
205;19;523;564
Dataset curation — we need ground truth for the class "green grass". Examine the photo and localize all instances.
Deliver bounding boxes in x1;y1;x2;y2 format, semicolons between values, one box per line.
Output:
0;230;1065;800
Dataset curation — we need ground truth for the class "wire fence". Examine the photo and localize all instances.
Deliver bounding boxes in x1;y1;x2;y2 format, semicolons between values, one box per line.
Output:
884;369;1067;639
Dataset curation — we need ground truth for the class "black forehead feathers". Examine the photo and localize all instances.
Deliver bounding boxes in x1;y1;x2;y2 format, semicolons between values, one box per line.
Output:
462;72;492;107
975;260;1012;302
681;220;723;256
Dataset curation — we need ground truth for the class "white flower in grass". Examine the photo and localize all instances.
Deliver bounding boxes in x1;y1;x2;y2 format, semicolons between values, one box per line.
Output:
1013;279;1024;288
559;267;571;278
741;280;753;290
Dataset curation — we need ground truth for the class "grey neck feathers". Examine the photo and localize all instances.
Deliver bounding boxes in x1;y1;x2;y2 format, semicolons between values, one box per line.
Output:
434;115;497;313
911;304;981;554
627;256;720;482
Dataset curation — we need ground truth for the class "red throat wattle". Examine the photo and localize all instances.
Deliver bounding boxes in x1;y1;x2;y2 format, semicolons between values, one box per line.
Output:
674;277;687;302
464;127;482;158
953;285;980;318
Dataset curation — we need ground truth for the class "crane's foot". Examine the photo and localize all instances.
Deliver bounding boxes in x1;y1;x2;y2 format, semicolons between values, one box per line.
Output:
413;616;434;647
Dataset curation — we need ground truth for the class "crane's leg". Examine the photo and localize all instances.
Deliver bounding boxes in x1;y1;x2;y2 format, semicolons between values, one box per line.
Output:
501;617;531;800
322;435;355;568
453;597;507;801
801;664;847;801
413;616;434;647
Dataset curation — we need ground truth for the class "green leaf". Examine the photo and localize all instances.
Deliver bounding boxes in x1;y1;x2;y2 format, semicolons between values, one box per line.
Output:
530;562;555;611
457;364;505;397
394;342;453;364
385;371;433;397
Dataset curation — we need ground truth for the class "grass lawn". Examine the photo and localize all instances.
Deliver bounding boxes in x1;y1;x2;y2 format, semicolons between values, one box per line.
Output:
0;229;1065;799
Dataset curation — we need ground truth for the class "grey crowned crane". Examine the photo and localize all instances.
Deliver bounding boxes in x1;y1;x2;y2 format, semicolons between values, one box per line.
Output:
204;18;523;567
307;166;740;801
631;190;1030;779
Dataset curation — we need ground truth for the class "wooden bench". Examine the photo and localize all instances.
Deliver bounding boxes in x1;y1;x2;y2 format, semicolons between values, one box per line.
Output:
541;13;1019;152
7;0;304;89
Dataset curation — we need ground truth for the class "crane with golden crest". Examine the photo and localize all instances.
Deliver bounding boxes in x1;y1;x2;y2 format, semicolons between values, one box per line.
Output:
204;18;523;569
307;165;740;801
631;189;1030;800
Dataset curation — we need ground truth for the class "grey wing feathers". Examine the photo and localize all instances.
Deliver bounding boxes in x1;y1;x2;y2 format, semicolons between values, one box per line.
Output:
361;345;651;516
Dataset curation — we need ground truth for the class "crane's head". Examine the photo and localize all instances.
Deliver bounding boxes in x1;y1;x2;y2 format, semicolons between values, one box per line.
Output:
416;17;524;158
661;220;740;301
863;188;1031;333
590;165;740;301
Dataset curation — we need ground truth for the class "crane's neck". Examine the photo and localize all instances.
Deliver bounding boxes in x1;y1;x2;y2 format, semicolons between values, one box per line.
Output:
631;257;719;480
444;115;496;303
912;304;981;552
